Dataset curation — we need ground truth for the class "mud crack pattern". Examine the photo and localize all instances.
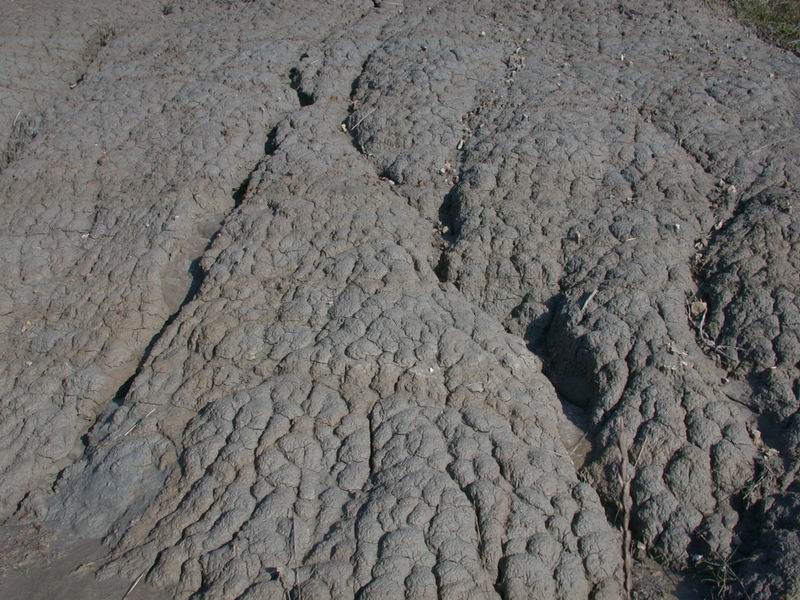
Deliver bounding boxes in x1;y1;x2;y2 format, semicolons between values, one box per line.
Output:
0;1;798;598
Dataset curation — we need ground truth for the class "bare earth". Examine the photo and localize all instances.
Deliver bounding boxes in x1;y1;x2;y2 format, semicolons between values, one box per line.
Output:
0;1;798;599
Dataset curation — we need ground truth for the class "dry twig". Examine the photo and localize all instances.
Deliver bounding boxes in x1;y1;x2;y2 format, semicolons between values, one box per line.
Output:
581;289;598;312
122;407;157;437
122;570;146;599
617;421;633;600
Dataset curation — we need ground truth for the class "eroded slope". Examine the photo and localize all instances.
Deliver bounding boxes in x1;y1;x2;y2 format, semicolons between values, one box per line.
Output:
0;1;798;599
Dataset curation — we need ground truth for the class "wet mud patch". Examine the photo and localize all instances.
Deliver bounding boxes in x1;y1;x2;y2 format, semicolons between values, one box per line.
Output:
0;525;169;600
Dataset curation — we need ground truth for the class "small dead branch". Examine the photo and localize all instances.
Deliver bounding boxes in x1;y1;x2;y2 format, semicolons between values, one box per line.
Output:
292;515;297;571
122;570;146;599
679;126;701;145
617;422;633;600
568;430;589;456
347;107;377;132
581;289;598;312
633;430;649;468
543;447;569;460
745;134;799;157
122;407;157;437
71;553;112;575
687;297;743;363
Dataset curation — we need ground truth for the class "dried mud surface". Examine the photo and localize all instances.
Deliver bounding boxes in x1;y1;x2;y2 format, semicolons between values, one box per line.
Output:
0;1;798;598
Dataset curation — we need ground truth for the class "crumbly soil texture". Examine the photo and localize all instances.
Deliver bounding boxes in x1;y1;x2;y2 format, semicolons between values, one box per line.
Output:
0;1;798;599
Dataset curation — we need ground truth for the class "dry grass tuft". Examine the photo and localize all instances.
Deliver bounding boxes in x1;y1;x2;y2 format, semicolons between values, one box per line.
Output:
730;0;800;53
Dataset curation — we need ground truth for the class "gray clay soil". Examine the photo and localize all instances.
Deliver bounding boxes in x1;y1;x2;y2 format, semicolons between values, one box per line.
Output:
0;0;798;598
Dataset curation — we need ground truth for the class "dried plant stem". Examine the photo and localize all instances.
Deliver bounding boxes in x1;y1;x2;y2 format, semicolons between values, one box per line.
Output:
617;421;633;600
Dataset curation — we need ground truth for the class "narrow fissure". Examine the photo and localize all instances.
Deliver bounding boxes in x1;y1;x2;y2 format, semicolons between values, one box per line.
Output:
686;184;770;428
289;67;315;107
343;50;605;493
339;48;637;595
424;142;639;591
345;52;373;141
71;25;115;89
40;220;219;503
493;558;508;600
17;120;283;514
65;121;283;467
76;224;212;455
433;186;461;283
